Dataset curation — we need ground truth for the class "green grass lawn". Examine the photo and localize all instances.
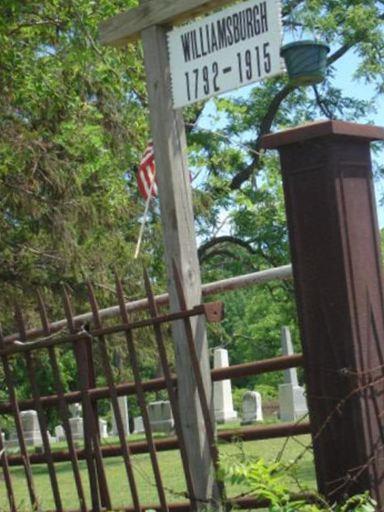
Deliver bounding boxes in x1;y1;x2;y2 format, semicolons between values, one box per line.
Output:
0;430;315;511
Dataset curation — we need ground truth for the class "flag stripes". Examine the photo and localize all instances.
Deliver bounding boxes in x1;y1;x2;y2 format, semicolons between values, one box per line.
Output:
137;142;158;200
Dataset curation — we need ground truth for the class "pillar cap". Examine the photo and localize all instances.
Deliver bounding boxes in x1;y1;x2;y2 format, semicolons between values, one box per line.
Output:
262;119;384;149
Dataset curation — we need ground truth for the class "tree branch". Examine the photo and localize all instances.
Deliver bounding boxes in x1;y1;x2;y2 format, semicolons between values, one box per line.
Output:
230;84;294;190
185;104;206;134
200;248;240;263
7;18;62;36
327;43;354;66
229;41;357;190
198;235;256;261
282;0;306;16
312;85;333;119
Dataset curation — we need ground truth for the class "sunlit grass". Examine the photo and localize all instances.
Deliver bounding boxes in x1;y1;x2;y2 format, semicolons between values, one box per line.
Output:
0;431;315;511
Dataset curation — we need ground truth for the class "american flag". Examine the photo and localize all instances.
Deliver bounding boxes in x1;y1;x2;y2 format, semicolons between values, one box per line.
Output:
137;141;158;200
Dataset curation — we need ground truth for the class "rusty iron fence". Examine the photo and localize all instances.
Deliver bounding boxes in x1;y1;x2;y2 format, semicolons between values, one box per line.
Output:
0;265;308;512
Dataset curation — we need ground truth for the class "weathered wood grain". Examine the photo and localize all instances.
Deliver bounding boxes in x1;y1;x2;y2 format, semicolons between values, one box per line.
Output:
139;6;220;507
99;0;236;46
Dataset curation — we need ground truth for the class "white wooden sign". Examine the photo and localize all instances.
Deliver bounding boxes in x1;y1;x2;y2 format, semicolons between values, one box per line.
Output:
167;0;283;108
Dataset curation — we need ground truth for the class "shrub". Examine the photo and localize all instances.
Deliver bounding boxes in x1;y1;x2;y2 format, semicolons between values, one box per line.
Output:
219;457;376;511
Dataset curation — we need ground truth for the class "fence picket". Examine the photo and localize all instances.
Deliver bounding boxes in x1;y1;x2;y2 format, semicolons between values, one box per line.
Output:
0;415;16;512
37;292;87;512
87;282;142;512
116;276;169;512
0;327;40;510
62;287;110;512
15;304;63;511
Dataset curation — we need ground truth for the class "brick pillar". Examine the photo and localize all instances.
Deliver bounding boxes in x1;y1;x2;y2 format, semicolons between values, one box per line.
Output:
263;120;384;507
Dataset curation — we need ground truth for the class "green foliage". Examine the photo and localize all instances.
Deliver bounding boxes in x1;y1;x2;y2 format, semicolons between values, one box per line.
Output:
1;0;384;436
220;457;377;511
338;494;377;512
0;0;157;310
255;384;278;401
208;283;298;391
194;0;384;282
0;0;167;413
224;458;311;510
196;0;384;396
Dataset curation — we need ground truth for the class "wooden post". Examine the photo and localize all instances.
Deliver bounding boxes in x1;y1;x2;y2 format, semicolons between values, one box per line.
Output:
100;2;230;508
263;120;384;507
139;19;218;507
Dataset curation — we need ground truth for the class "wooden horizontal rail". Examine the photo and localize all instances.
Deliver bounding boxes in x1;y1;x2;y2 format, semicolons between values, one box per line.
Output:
99;0;237;46
4;265;292;344
5;422;311;466
0;354;303;415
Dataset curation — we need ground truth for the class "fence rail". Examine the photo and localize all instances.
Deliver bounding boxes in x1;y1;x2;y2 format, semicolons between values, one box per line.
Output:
43;492;319;512
4;421;311;468
0;353;303;415
4;264;292;344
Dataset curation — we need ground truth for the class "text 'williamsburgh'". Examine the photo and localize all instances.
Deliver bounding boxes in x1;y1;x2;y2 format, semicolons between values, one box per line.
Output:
180;1;269;63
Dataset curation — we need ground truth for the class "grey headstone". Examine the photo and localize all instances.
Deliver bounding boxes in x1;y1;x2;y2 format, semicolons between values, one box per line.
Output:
241;391;263;425
47;430;56;445
279;384;308;421
133;416;144;434
148;401;174;434
20;410;42;446
111;396;129;436
69;403;82;418
99;419;108;439
68;403;84;439
69;417;84;440
55;425;66;442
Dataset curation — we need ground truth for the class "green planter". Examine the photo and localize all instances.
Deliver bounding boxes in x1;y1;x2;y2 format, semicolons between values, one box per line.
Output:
280;40;330;86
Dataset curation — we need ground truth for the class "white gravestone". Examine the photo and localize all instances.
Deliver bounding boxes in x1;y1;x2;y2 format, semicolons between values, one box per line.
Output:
99;419;108;439
241;391;263;425
133;416;144;434
47;430;56;445
69;403;82;418
69;403;84;440
278;327;308;422
213;348;237;424
20;410;42;447
148;401;174;435
55;425;66;442
111;396;130;436
69;418;84;440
